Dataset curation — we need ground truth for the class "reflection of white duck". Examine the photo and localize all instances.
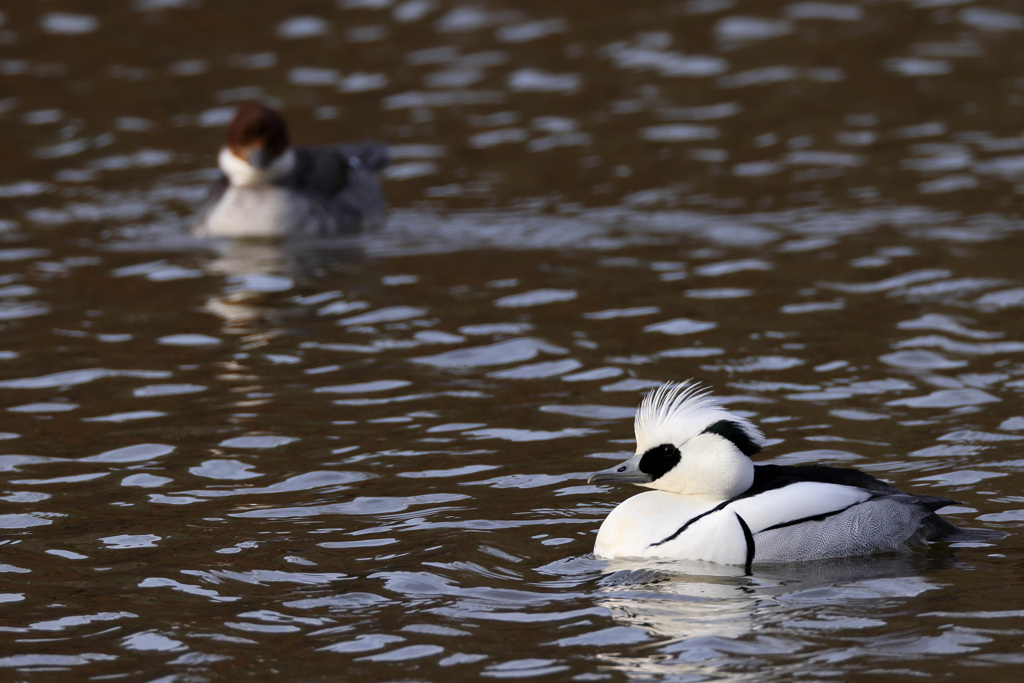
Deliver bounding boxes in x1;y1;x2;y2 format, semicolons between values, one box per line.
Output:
194;102;388;239
590;554;940;672
589;382;1002;569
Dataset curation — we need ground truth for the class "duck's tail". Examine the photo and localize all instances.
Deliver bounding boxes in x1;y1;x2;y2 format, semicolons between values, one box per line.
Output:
937;524;1008;543
910;495;1007;544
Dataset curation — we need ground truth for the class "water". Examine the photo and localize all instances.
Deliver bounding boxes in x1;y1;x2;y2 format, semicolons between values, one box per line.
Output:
2;0;1024;679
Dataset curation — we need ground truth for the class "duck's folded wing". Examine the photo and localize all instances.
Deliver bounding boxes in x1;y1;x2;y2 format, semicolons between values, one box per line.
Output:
753;495;942;562
727;481;874;534
292;143;389;195
289;146;350;197
317;142;389;174
338;141;389;173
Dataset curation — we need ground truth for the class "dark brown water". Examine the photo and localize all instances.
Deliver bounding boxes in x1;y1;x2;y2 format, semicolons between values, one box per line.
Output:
2;0;1024;680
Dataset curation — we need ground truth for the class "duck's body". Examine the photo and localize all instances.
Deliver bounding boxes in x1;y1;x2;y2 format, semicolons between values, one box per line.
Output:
594;465;966;566
590;383;1001;568
194;103;388;239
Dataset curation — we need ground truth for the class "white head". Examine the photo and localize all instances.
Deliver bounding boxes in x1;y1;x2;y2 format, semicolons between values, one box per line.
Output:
588;381;765;500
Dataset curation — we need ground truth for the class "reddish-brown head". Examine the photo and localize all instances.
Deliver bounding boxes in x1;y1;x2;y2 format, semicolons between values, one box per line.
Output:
225;102;290;169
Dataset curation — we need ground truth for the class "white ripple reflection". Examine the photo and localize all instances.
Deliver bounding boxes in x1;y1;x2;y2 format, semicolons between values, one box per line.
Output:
888;388;999;408
230;493;467;518
0;368;170;389
644;318;717;335
415;338;567;368
81;443;175;463
494;289;577;308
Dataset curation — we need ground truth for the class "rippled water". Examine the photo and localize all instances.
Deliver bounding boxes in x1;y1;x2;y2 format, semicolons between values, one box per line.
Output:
3;0;1024;680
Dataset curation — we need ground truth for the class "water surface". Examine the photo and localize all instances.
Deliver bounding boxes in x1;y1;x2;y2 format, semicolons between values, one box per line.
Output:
2;1;1024;680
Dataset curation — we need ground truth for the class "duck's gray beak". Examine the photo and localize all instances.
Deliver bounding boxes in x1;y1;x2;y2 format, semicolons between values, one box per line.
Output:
248;147;271;170
588;456;652;485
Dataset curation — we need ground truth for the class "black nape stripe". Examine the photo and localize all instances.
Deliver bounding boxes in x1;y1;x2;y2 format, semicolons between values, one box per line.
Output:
638;443;682;480
702;419;762;457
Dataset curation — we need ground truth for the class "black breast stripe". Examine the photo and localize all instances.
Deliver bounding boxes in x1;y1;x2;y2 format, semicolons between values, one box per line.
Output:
757;502;861;533
648;498;734;547
735;513;755;574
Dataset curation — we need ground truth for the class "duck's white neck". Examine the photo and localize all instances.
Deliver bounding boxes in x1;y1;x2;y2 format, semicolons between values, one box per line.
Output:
218;147;296;187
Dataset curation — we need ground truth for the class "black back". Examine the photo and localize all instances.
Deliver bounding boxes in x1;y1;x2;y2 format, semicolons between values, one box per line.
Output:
749;464;903;498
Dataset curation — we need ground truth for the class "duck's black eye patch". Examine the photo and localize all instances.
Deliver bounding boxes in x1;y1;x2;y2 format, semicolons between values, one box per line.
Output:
702;419;762;457
639;444;682;480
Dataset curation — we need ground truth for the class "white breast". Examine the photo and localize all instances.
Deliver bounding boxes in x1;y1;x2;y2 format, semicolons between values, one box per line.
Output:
196;186;326;238
594;491;730;561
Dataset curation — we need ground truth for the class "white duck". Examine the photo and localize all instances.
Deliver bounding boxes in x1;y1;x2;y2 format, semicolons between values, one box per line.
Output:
589;382;1001;569
194;102;389;239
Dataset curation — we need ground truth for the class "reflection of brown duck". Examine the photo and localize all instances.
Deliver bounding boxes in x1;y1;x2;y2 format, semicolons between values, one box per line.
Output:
589;382;1005;568
194;102;389;239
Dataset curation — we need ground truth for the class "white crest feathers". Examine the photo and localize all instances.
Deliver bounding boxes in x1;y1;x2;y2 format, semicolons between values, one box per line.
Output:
633;381;764;454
